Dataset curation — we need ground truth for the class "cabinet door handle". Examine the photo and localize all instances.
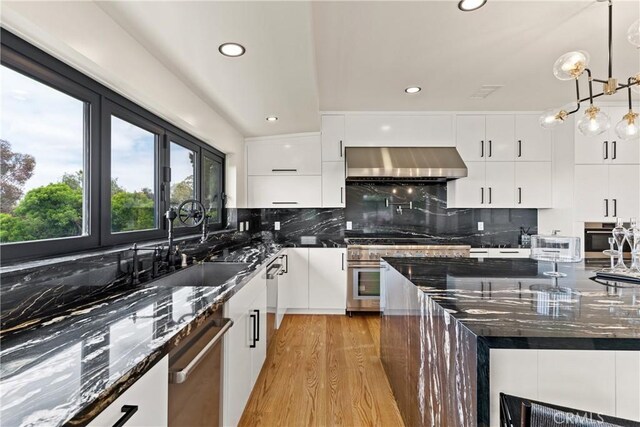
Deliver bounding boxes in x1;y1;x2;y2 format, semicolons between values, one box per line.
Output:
282;254;288;273
249;313;257;348
271;168;297;172
488;187;492;204
517;140;522;158
481;187;484;204
480;140;484;158
341;253;345;271
340;187;344;204
613;198;617;217
603;141;608;159
604;199;609;217
113;405;139;427
518;187;522;204
339;140;343;158
253;309;260;342
612;141;617;160
272;201;298;205
488;140;492;158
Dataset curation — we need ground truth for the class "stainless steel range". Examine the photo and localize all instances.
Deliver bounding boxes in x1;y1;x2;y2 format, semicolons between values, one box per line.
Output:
345;239;470;315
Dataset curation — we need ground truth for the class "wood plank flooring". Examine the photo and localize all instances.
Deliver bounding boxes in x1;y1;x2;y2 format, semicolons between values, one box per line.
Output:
238;315;404;427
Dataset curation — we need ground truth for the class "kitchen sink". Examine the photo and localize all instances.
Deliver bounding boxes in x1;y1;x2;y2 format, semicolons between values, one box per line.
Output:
147;262;250;287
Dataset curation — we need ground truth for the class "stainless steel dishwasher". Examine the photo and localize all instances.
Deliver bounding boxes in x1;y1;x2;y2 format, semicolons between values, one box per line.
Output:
168;310;233;427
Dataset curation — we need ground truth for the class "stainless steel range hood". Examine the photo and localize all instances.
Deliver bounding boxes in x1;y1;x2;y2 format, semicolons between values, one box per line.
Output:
345;147;468;181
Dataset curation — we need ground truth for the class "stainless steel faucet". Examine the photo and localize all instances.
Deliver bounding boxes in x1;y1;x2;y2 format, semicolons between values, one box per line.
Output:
129;243;164;285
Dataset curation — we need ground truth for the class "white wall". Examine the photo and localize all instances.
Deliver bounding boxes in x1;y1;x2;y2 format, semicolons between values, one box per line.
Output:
1;1;247;207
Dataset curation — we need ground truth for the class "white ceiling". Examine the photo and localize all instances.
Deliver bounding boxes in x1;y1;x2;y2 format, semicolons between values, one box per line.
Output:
313;0;640;112
97;1;321;137
97;1;640;137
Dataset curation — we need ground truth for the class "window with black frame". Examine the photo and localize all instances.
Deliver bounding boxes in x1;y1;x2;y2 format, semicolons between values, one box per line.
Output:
0;29;226;263
202;150;224;227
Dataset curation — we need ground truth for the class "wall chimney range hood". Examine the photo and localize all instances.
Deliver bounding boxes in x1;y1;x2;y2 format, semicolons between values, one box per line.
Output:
345;147;468;182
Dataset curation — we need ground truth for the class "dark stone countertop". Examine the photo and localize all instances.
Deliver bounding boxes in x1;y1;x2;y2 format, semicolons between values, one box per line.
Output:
383;257;640;348
0;241;283;427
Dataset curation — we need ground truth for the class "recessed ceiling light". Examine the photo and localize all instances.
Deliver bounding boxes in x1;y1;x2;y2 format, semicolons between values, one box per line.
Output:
458;0;487;12
266;116;278;122
405;86;421;94
218;42;245;57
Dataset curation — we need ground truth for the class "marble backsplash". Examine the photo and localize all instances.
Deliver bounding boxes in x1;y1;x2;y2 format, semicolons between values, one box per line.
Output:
0;220;253;336
248;182;537;247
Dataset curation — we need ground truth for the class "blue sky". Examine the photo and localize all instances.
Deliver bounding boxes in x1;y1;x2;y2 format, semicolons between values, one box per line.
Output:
1;65;194;197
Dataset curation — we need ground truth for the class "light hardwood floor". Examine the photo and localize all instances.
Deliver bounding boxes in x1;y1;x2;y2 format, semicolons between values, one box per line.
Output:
238;314;404;427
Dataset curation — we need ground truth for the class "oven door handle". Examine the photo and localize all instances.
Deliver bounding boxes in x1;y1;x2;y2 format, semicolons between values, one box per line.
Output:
348;264;382;268
585;230;614;234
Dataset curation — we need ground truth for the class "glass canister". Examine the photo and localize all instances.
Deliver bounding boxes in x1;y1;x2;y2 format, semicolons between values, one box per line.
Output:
530;235;582;277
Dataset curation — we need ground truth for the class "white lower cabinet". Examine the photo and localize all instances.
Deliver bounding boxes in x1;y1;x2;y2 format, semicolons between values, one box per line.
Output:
308;248;347;310
247;176;322;208
223;270;267;427
490;349;640;426
88;356;168;427
285;248;310;309
282;248;347;314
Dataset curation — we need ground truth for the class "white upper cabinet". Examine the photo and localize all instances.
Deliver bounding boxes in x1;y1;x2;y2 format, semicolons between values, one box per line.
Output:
447;161;486;208
608;164;640;219
515;162;552;208
247;134;321;176
321;115;345;162
575;106;640;165
456;115;486;161
574;165;610;221
344;114;454;147
247;176;322;208
515;114;553;162
485;115;516;161
456;115;516;161
575;164;640;221
322;161;346;208
448;162;518;208
457;114;552;162
485;162;516;207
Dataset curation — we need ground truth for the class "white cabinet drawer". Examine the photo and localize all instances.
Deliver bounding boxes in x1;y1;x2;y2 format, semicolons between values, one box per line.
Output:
247;176;322;208
88;356;168;427
247;134;321;176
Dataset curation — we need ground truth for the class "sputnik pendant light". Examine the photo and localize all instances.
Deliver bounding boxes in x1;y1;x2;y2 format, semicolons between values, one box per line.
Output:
540;0;640;140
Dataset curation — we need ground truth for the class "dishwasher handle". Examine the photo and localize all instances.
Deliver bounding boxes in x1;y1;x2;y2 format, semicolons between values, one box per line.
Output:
169;318;233;384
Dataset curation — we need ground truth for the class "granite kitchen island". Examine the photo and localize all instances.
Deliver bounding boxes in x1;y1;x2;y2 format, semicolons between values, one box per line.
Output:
380;257;640;427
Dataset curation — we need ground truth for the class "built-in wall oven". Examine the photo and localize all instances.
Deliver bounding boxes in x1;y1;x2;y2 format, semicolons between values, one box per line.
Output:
346;240;470;315
584;222;631;259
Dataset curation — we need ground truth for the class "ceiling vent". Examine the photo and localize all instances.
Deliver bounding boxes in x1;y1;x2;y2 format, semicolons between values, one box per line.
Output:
470;85;504;99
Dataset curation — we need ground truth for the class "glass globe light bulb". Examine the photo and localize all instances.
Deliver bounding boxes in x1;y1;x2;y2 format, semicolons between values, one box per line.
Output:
539;108;568;129
615;111;640;140
577;106;610;136
553;51;590;80
628;19;640;48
